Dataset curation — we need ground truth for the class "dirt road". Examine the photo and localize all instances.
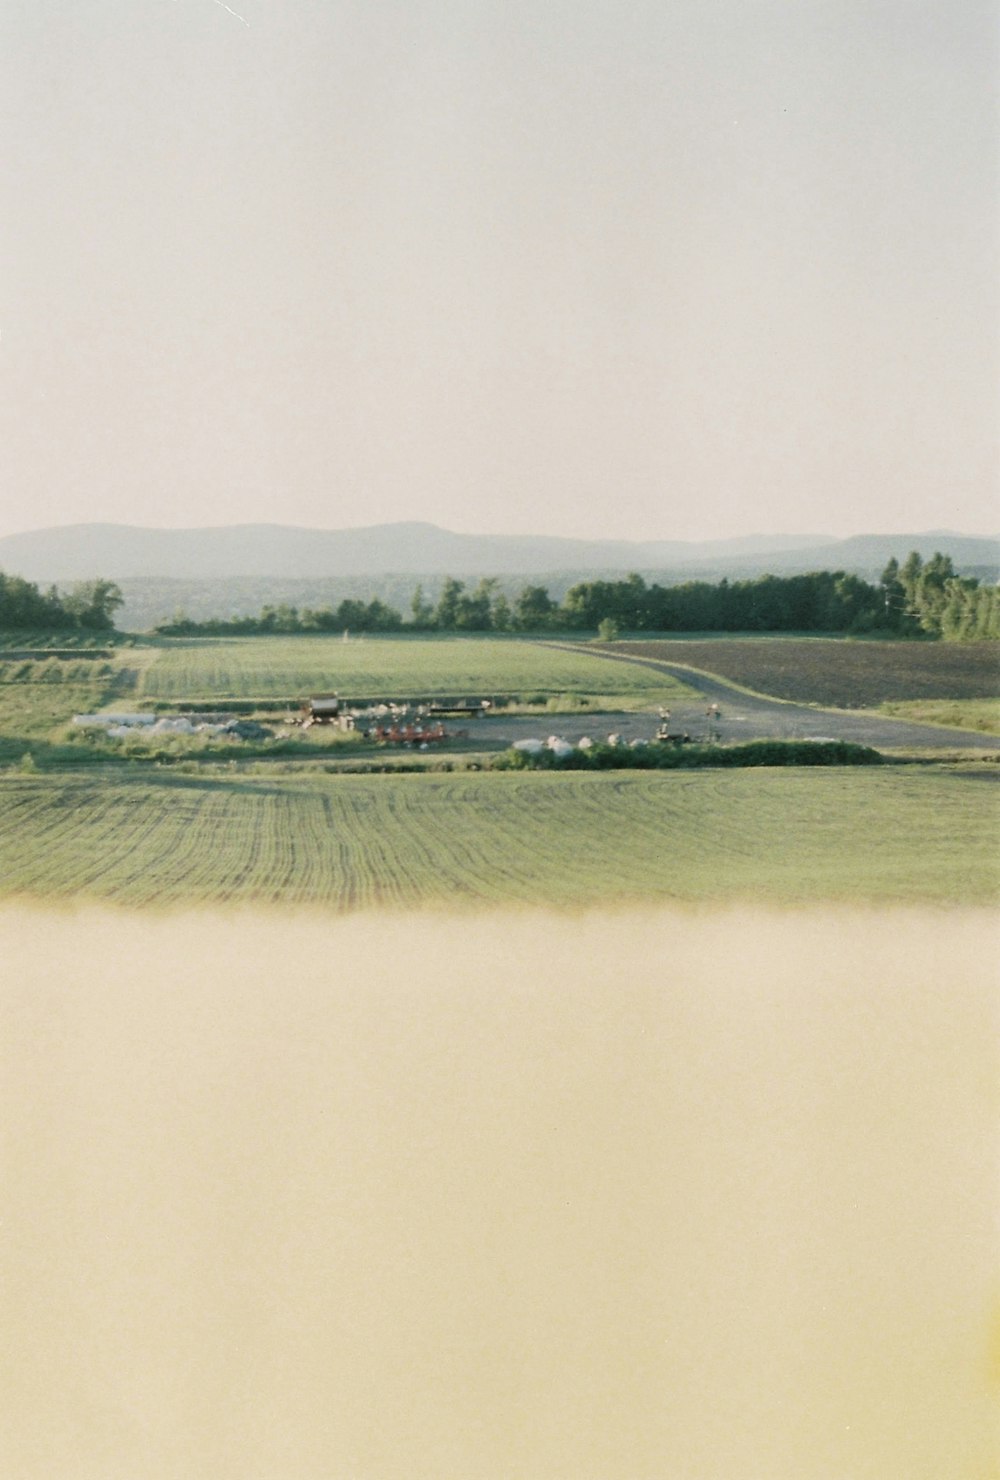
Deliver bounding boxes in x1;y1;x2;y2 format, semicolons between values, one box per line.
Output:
519;644;1000;752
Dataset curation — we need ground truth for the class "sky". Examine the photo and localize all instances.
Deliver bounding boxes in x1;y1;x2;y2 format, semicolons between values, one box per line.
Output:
2;0;997;542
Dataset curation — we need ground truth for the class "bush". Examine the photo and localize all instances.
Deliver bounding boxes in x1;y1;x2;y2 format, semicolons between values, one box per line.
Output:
490;739;884;773
548;692;593;711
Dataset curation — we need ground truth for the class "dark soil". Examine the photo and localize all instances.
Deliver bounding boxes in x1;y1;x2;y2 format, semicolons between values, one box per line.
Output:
607;638;1000;707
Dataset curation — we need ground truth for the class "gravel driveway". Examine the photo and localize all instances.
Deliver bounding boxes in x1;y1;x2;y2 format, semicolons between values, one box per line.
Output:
483;644;1000;753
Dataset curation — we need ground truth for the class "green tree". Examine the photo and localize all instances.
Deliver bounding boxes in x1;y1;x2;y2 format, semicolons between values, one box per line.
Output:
363;598;403;632
899;551;924;609
62;578;124;630
434;577;465;630
273;603;300;632
410;584;434;629
513;584;556;631
455;577;497;631
878;557;907;629
913;553;956;635
491;590;512;632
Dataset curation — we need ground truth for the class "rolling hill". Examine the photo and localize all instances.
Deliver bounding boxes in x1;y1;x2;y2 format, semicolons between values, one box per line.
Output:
1;522;996;630
0;521;841;581
2;520;996;583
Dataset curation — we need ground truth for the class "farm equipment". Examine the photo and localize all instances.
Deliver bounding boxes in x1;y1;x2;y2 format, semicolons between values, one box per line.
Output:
300;696;358;732
426;699;492;719
370;721;450;746
655;723;692;745
302;696;345;725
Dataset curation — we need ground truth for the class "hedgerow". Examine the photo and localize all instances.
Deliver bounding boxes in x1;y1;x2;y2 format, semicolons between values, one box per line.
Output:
491;739;884;771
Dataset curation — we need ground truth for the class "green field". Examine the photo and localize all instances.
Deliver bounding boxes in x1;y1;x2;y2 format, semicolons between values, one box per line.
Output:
878;698;1000;735
138;636;690;704
0;674;125;763
0;633;996;913
1;767;995;908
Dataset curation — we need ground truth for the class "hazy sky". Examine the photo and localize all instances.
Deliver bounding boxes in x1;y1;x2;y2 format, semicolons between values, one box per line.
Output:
2;0;997;541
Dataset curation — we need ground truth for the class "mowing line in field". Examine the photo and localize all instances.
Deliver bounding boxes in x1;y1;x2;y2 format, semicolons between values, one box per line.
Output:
0;769;994;909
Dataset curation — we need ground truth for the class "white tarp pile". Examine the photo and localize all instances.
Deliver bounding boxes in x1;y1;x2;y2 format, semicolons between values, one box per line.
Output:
72;713;156;729
71;712;269;741
148;716;227;735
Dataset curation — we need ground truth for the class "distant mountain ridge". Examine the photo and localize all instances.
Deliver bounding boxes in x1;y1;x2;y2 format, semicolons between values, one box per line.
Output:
680;530;1000;577
2;520;996;584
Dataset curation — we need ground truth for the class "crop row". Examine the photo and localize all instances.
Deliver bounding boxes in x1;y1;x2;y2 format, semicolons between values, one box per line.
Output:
609;638;1000;707
0;658;115;685
0;632;116;651
0;768;995;908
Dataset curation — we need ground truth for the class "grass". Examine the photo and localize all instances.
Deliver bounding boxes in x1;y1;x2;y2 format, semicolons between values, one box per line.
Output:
0;678;125;763
0;766;995;909
138;636;693;705
0;648;146;763
607;638;1000;707
877;699;1000;736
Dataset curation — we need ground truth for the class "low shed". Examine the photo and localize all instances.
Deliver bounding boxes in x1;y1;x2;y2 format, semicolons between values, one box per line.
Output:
306;697;341;720
302;696;356;731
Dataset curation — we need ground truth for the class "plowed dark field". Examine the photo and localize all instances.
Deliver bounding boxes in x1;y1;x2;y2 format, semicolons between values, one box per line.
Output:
609;639;1000;707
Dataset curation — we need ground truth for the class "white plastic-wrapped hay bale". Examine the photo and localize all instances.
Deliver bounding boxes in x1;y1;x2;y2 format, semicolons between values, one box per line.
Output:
512;739;544;755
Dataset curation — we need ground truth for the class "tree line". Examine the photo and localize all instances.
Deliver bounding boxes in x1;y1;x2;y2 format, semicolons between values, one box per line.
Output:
2;555;993;640
154;554;998;641
0;573;124;631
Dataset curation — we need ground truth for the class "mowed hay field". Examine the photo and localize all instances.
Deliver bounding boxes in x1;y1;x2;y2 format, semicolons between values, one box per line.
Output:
138;636;690;703
0;663;124;760
610;638;1000;707
878;698;1000;736
1;767;996;908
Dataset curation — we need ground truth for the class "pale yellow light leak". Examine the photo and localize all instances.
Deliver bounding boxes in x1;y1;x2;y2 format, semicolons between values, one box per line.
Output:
1;903;997;1478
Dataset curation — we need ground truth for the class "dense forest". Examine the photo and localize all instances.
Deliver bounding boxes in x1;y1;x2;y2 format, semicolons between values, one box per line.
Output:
154;554;999;642
0;573;123;631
